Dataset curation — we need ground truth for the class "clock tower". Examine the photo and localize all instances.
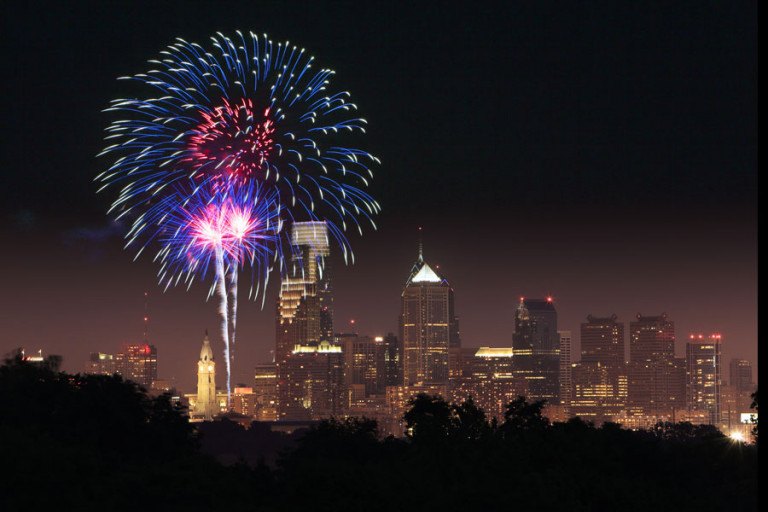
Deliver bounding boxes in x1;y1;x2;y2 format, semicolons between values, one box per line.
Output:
195;332;218;420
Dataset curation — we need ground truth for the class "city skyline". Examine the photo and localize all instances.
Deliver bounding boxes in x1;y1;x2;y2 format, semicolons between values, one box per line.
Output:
0;1;756;394
0;227;757;393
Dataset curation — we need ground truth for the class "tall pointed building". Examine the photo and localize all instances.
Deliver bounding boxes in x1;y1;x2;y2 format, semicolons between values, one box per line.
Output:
400;242;458;386
195;333;218;421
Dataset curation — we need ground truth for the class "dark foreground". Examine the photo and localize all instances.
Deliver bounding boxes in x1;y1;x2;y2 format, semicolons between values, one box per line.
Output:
1;355;757;512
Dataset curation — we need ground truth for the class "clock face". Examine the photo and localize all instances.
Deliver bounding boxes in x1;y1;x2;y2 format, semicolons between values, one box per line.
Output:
208;365;214;372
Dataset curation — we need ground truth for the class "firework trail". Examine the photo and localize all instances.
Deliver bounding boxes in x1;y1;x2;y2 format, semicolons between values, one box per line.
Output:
214;244;231;401
153;182;284;400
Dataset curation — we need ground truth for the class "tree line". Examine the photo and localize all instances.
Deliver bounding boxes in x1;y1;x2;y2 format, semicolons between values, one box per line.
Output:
1;354;757;511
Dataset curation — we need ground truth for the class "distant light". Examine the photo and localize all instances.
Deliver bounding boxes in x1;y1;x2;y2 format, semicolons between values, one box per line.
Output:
350;319;355;325
729;431;745;443
546;296;553;303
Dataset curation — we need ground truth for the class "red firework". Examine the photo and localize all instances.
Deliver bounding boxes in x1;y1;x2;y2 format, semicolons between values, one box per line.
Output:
186;98;275;181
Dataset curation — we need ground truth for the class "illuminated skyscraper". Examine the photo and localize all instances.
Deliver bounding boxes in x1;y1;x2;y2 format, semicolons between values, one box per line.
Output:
627;313;685;414
276;221;333;418
194;333;218;420
340;333;379;398
253;362;278;421
558;330;572;414
570;362;628;423
231;387;257;417
581;314;625;366
400;246;456;386
116;342;157;389
378;333;401;392
571;315;628;422
512;297;559;403
451;347;525;421
280;341;345;420
685;333;722;425
85;352;116;375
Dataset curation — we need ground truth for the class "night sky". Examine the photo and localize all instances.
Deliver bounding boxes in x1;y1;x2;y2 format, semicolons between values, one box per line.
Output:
1;1;756;391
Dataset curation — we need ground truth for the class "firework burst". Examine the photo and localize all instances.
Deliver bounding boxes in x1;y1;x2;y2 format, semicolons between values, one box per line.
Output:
98;31;381;265
98;31;380;406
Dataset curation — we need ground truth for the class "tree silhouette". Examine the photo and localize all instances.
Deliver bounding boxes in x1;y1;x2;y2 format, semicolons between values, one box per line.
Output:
1;354;758;511
451;396;492;441
403;393;453;442
500;396;550;434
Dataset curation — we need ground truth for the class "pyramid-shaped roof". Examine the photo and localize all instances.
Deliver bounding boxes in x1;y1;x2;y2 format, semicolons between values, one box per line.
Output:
411;262;442;283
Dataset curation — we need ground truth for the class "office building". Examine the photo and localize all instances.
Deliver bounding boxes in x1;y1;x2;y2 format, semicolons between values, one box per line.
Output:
85;352;116;375
685;333;722;425
400;246;457;386
276;221;334;418
512;297;559;403
116;342;157;389
279;341;345;420
627;314;684;414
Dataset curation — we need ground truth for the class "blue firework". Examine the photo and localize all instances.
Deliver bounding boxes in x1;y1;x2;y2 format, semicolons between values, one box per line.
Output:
98;31;381;266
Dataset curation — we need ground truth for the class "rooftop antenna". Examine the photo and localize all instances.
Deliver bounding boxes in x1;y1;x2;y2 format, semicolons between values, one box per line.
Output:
143;291;149;343
418;226;424;263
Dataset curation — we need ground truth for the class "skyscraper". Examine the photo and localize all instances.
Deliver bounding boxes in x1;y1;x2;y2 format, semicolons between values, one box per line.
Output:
570;315;628;422
400;246;456;386
450;346;524;421
253;362;278;421
729;359;754;393
721;358;754;429
195;333;218;421
340;333;379;398
558;330;572;414
685;333;722;425
378;333;401;392
581;314;625;366
115;342;157;389
279;341;345;420
276;221;334;418
627;313;685;414
84;352;116;375
512;297;559;403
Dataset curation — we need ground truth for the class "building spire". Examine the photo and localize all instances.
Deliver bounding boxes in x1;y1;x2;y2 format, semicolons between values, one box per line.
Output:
418;226;424;263
143;291;149;343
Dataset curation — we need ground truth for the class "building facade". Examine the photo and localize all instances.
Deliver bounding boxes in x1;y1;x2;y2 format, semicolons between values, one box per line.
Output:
279;341;345;420
377;333;401;392
558;331;572;415
627;314;685;414
194;334;218;420
85;352;116;375
685;334;722;425
512;298;560;403
400;248;456;386
571;315;628;422
115;342;157;389
253;362;278;421
450;347;526;421
276;222;335;419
